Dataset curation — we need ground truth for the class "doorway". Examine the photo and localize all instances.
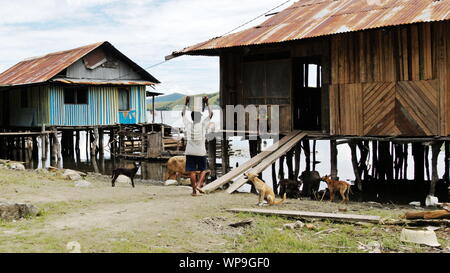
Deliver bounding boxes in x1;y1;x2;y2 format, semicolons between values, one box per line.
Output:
293;57;323;131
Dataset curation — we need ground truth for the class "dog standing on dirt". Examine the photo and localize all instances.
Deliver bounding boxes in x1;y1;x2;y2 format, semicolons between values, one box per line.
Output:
111;162;141;188
321;175;352;204
245;172;287;206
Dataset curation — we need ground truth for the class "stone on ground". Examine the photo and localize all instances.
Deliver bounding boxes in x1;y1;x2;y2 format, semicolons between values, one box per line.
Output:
0;202;39;221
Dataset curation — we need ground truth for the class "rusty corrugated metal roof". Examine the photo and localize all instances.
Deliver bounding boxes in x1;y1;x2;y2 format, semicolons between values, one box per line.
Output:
0;41;160;86
51;78;157;86
172;0;450;56
0;42;104;86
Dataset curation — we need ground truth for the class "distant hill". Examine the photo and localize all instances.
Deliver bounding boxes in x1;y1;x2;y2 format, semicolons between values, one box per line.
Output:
153;93;185;103
148;92;220;111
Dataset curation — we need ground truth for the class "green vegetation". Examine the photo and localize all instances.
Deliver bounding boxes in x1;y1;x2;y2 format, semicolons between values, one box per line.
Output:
230;213;448;253
148;92;220;111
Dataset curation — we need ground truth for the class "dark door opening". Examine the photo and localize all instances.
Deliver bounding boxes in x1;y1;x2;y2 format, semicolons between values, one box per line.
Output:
293;57;323;131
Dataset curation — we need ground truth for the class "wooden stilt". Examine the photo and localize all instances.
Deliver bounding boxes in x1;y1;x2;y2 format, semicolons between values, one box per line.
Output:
349;140;363;191
221;136;230;176
279;155;285;181
86;130;90;160
294;142;302;180
249;138;259;193
330;139;338;180
272;162;278;195
91;127;99;158
99;128;104;156
412;143;425;182
372;141;378;180
403;143;409;180
444;141;449;182
425;146;431;181
208;138;217;180
41;134;48;162
429;141;444;196
286;148;294;180
303;139;311;172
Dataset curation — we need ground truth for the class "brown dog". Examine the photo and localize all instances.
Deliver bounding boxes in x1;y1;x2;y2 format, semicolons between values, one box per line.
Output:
321;175;352;204
245;172;286;206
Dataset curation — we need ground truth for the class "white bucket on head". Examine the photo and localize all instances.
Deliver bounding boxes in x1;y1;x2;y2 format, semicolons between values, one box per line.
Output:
189;96;203;112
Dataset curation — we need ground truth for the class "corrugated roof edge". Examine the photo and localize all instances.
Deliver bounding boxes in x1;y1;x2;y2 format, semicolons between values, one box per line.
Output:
169;18;449;58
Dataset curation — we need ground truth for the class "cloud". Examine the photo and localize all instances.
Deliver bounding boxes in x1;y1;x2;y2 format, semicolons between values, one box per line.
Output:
0;0;293;94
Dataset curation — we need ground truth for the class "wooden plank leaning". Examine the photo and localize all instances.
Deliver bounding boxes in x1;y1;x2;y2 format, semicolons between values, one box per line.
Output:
226;132;307;194
201;131;302;193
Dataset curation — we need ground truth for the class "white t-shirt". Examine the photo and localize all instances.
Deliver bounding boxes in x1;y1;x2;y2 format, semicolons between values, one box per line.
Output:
183;114;210;156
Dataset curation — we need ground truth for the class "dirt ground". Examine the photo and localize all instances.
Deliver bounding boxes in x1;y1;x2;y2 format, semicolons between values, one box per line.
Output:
0;167;449;253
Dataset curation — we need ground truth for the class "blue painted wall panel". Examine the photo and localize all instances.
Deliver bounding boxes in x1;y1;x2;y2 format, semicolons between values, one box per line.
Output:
6;84;147;127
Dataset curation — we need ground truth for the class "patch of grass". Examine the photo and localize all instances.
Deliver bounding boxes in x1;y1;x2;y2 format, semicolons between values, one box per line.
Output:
230;213;440;253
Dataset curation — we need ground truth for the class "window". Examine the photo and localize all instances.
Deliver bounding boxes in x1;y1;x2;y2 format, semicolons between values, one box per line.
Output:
64;87;88;104
243;58;291;105
119;88;130;111
300;63;322;88
21;88;29;108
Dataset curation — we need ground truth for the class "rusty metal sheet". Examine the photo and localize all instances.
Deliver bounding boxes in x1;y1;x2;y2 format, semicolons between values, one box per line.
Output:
0;42;104;86
51;78;157;86
173;0;450;56
0;42;160;86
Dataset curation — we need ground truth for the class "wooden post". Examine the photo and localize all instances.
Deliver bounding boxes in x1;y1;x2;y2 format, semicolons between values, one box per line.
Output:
425;145;431;181
141;126;146;156
99;128;104;156
86;130;90;160
41;134;48;162
21;136;26;162
294;142;302;180
32;136;38;161
279;155;285;181
444;141;449;182
109;129;115;156
272;162;278;195
349;140;362;191
372;141;378;180
51;131;61;167
75;130;80;163
91;127;99;158
148;132;162;158
394;143;404;181
429;141;444;196
330;139;338;180
152;96;156;123
312;140;317;171
286;148;294;180
357;141;370;181
412;143;425;182
249;138;259;193
403;143;409;180
303;139;311;172
208;138;217;180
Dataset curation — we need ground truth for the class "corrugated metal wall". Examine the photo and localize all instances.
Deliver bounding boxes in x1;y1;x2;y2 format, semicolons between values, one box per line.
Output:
4;85;49;127
48;85;146;126
130;86;146;124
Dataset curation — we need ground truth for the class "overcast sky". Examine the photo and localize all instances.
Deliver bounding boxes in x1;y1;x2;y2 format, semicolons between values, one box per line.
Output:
0;0;293;95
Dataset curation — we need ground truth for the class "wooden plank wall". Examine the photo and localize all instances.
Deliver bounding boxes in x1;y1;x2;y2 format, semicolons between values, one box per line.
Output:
330;21;449;136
